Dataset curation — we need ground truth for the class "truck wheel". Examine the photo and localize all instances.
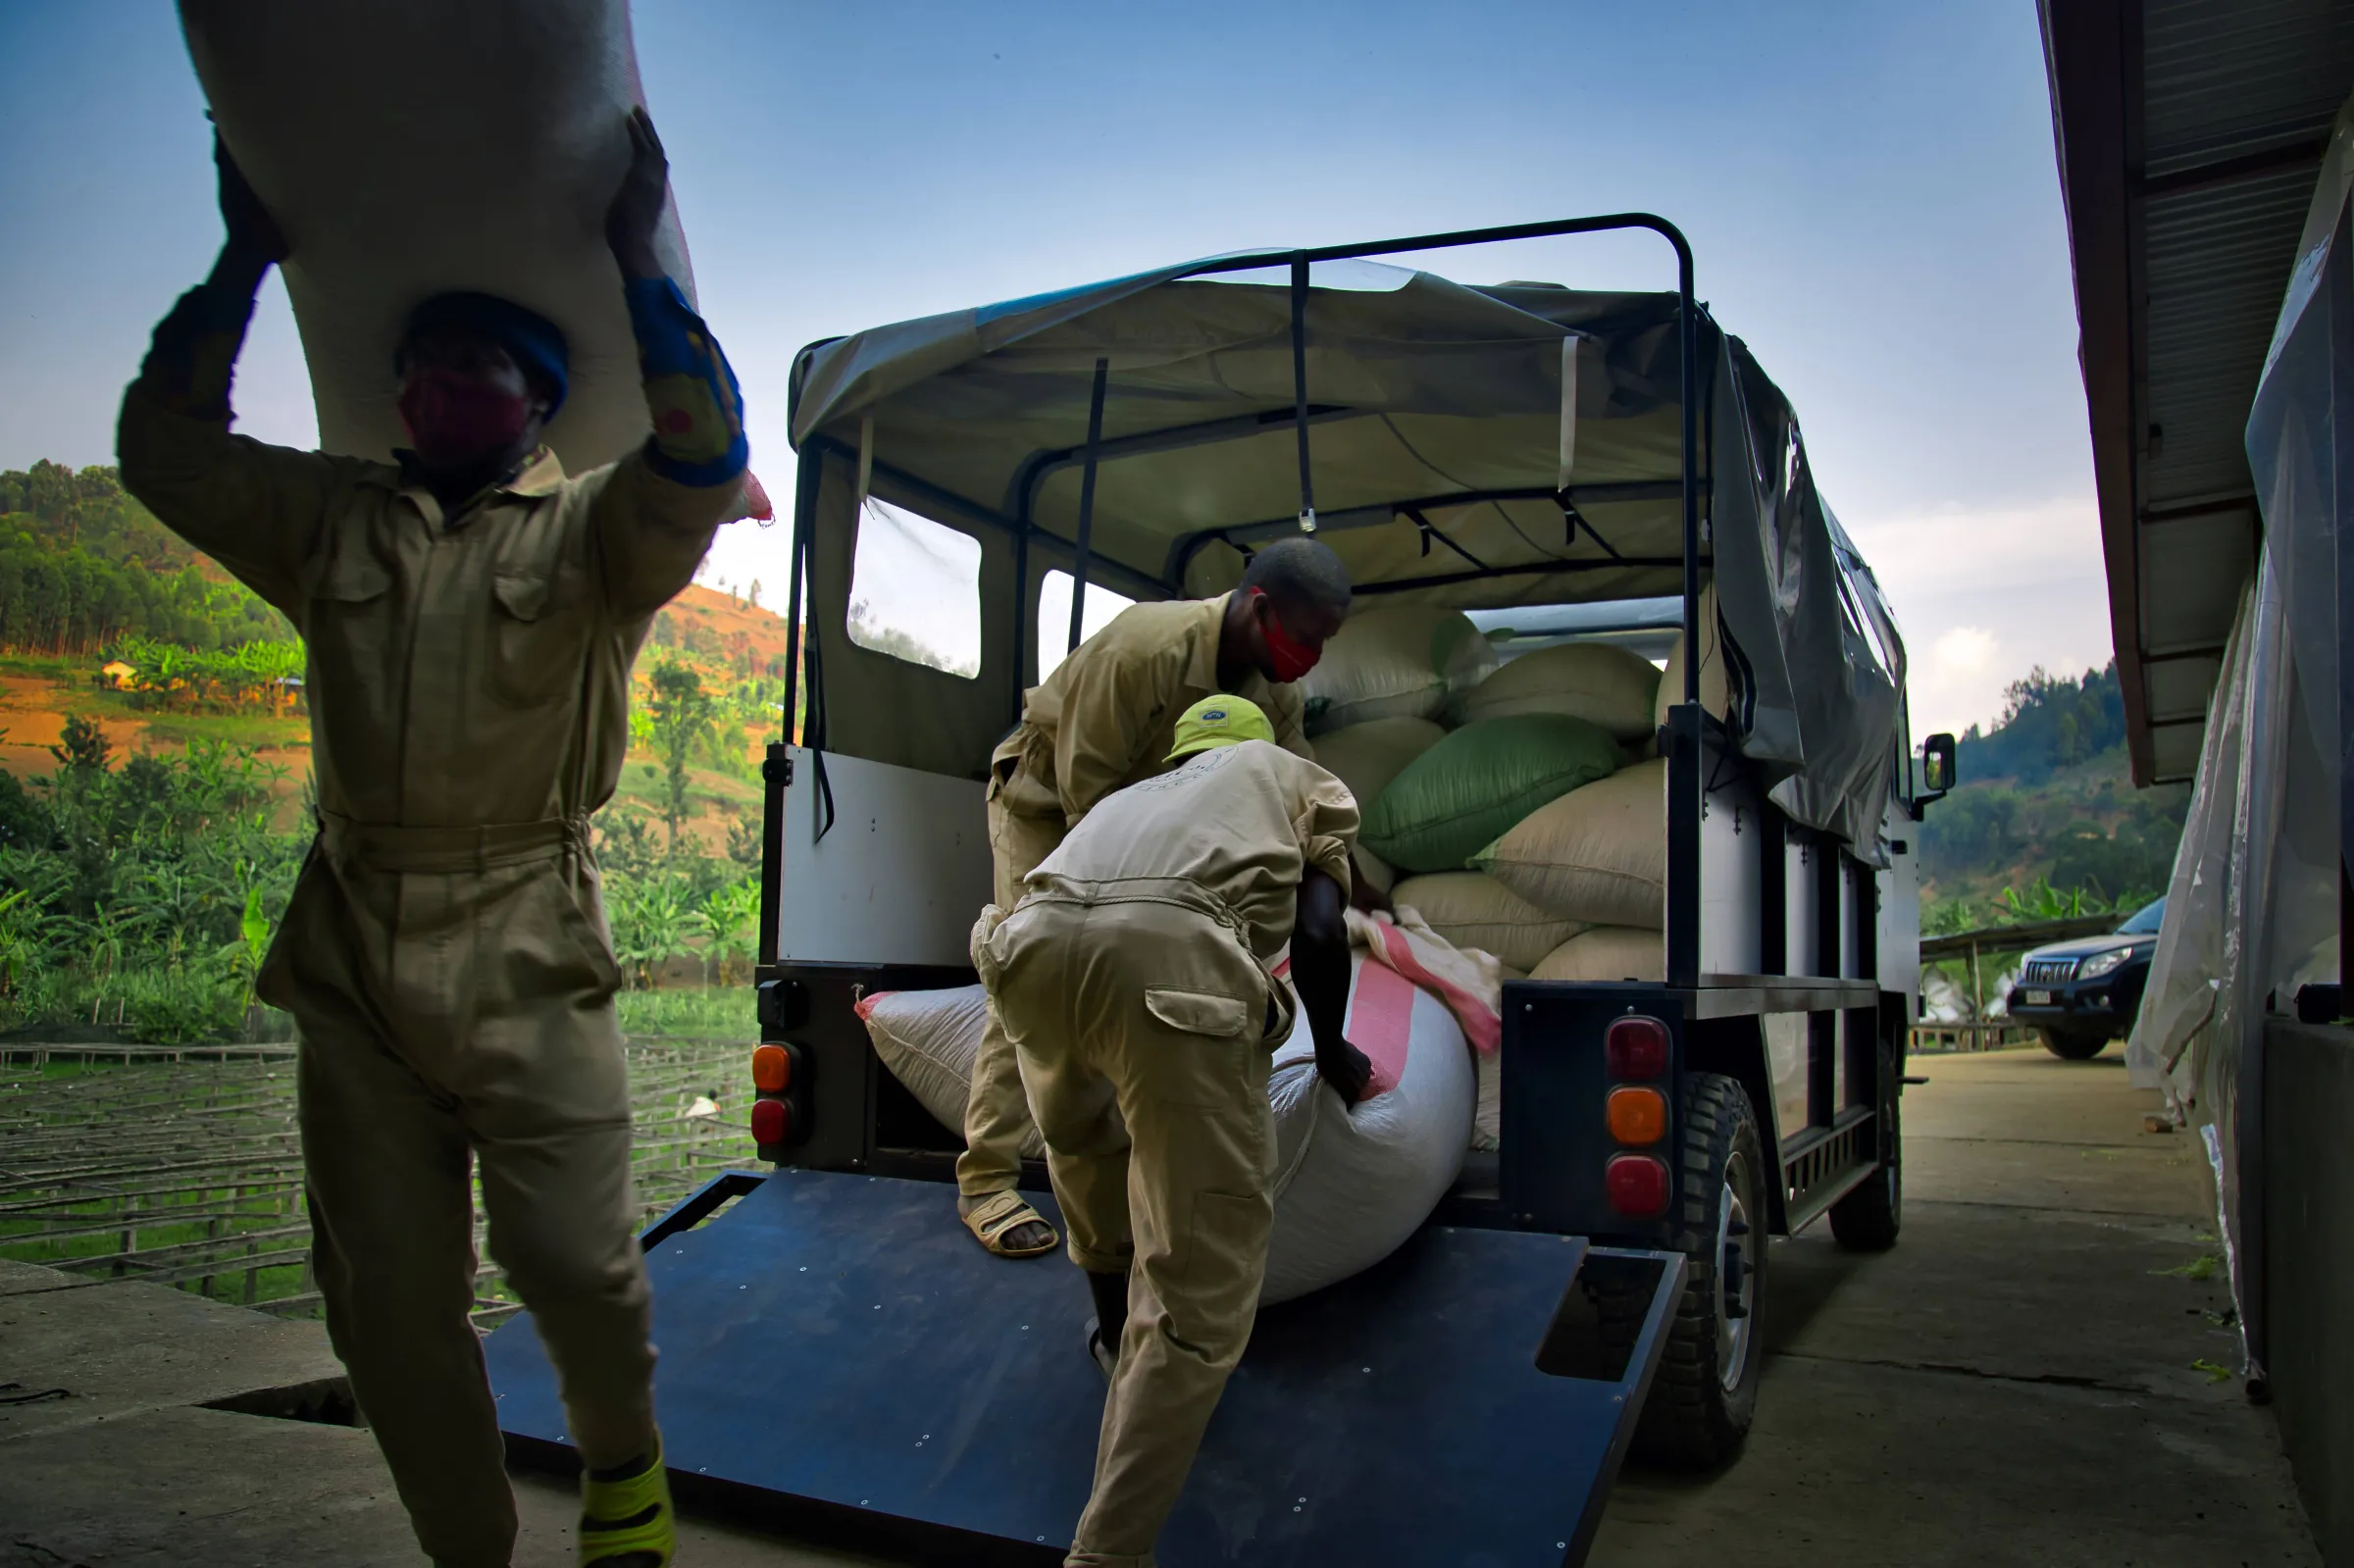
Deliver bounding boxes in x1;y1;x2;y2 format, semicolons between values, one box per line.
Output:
1828;1089;1901;1251
1627;1071;1767;1471
2039;1028;2110;1060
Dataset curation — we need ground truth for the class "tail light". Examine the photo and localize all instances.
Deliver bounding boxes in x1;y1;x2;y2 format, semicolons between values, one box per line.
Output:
751;1043;792;1091
749;1096;792;1145
1605;1015;1669;1079
750;1040;809;1156
1605;1153;1669;1217
1606;1086;1667;1145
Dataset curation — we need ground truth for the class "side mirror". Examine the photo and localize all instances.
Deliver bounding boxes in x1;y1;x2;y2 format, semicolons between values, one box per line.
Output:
1919;733;1958;802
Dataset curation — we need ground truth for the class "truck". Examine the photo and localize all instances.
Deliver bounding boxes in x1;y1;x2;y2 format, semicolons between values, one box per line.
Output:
485;215;1956;1565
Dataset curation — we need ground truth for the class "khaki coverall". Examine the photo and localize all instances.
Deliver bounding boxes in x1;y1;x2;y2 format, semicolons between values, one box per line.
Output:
972;739;1356;1568
962;596;1314;1200
118;292;741;1565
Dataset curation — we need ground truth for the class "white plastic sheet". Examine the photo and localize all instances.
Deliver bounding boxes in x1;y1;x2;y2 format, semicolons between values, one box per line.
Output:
2131;87;2354;1377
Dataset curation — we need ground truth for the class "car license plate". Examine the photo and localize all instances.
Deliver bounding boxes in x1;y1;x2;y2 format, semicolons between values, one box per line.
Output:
2022;989;2052;1006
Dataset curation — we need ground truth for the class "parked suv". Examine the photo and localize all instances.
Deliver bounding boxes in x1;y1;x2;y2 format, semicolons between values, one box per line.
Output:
2005;898;2166;1059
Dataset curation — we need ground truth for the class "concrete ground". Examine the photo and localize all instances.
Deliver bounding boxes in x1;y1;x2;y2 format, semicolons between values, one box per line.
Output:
0;1047;2318;1566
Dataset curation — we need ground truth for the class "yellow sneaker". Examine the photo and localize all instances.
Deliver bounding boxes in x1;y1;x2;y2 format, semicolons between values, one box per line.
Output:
579;1435;675;1567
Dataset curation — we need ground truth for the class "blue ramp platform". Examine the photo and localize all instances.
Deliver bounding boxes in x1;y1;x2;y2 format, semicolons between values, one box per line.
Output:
484;1167;1679;1566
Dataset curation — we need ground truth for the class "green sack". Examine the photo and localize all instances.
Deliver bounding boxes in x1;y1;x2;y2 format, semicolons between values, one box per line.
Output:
1360;714;1621;874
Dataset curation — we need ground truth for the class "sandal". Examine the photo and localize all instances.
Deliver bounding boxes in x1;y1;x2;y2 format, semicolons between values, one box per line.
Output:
579;1435;674;1567
961;1189;1060;1258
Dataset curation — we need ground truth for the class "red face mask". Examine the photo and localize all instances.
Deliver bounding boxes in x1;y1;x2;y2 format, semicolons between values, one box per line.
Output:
396;367;534;469
1254;589;1322;683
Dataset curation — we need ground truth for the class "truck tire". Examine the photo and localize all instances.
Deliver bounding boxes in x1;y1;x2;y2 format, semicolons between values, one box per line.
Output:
1626;1071;1767;1471
1828;1089;1901;1251
2039;1027;2110;1060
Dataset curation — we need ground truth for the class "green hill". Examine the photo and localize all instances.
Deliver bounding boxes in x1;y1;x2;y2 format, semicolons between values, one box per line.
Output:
0;461;294;653
1918;662;2189;923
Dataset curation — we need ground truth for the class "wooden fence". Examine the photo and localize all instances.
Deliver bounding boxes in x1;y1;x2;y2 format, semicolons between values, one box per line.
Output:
1908;1021;2037;1053
0;1037;758;1328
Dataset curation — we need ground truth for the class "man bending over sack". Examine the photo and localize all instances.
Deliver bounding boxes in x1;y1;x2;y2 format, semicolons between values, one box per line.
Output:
116;110;748;1568
974;694;1373;1567
956;538;1352;1259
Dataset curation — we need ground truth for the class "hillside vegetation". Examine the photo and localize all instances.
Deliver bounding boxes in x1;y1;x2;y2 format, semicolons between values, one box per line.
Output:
1919;661;2189;931
0;462;796;1042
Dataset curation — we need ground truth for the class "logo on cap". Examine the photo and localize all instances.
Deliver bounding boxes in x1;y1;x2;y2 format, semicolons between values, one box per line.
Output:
1201;708;1228;722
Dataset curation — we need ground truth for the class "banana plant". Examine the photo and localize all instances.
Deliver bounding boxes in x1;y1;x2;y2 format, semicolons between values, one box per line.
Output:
215;885;272;1011
692;877;760;986
609;876;696;989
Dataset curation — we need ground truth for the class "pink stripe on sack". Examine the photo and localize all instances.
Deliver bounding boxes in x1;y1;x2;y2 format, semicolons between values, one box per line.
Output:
1375;925;1502;1057
853;991;897;1022
1345;960;1415;1101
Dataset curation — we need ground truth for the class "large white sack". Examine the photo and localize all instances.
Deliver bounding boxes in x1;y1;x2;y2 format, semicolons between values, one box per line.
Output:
1531;926;1665;983
1259;957;1472;1303
1471;758;1666;929
858;987;1043;1158
1390;871;1588;972
1301;606;1498;735
1462;642;1663;738
1310;716;1447;813
181;1;697;472
1655;582;1731;731
858;955;1472;1306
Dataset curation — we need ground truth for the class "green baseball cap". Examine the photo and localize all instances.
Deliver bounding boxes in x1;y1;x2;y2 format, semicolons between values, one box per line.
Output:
1166;694;1276;761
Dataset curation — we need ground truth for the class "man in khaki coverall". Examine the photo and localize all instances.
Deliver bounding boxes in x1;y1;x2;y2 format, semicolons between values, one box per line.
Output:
973;695;1373;1568
115;114;746;1568
958;540;1352;1258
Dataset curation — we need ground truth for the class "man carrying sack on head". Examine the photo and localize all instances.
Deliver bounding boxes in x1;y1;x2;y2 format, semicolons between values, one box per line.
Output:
954;537;1353;1260
973;694;1374;1567
115;109;751;1568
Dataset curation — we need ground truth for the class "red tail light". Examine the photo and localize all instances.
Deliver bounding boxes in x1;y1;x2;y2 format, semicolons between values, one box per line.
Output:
750;1097;791;1145
1605;1015;1669;1080
1605;1153;1669;1217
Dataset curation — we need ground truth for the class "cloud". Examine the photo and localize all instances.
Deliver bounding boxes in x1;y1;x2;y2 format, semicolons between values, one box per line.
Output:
1841;495;2112;739
1932;625;1996;672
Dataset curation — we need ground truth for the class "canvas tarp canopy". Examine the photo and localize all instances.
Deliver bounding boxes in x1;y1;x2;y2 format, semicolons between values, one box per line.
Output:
784;247;1909;855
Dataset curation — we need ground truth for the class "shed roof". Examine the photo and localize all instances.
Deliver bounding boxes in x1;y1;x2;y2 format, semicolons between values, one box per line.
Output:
2040;0;2354;783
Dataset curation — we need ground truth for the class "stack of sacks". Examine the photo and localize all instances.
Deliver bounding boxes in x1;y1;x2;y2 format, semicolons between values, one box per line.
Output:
1466;583;1725;979
857;938;1479;1304
1289;590;1734;986
1301;604;1498;735
1358;714;1619;964
1472;759;1666;979
1458;641;1662;735
1360;714;1621;875
1309;716;1446;896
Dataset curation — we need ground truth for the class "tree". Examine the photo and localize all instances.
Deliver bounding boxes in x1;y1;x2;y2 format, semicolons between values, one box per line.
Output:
50;714;110;773
725;815;763;870
645;661;718;853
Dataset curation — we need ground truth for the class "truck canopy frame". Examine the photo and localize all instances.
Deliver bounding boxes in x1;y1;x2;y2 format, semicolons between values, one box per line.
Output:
780;217;1910;859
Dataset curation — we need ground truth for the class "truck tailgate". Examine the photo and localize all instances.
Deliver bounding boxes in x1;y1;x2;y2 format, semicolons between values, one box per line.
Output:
485;1167;1681;1565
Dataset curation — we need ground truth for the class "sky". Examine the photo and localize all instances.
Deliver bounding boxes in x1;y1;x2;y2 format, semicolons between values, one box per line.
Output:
0;0;2106;739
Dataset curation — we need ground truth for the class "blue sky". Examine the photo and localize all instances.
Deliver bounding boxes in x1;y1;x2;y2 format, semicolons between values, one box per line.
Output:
0;1;2101;736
